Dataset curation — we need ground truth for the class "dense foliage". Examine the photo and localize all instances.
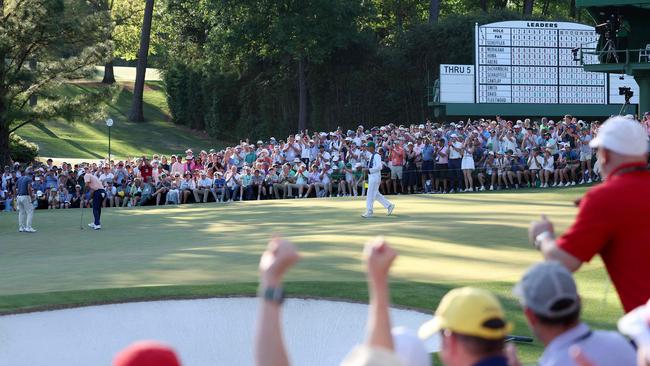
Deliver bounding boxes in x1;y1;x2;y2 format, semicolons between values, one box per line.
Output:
0;0;113;165
161;0;583;141
9;134;39;163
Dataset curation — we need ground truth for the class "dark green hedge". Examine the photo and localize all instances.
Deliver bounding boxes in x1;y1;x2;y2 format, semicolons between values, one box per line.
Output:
163;9;563;140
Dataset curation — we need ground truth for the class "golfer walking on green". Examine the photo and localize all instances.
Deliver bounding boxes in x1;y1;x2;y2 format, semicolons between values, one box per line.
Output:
362;141;394;218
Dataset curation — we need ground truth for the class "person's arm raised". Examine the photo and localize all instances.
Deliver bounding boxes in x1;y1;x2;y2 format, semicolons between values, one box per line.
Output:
363;236;398;351
529;215;582;272
255;237;301;366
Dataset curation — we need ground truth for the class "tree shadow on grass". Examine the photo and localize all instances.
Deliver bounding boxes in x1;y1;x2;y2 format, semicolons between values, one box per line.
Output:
29;122;104;158
416;194;577;208
31;122;60;138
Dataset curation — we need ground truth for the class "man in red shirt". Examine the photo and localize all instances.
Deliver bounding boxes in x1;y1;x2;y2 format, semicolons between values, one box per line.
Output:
389;140;405;194
529;116;650;313
139;156;153;182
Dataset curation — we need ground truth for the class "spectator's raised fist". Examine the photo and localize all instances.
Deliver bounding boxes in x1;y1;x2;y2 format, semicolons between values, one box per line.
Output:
528;214;555;248
259;236;301;286
364;236;397;283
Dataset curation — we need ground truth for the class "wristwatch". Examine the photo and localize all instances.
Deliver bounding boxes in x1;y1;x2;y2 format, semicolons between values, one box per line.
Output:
534;231;554;250
259;286;285;305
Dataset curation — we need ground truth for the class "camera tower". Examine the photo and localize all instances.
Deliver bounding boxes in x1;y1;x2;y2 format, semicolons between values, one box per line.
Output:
578;1;650;115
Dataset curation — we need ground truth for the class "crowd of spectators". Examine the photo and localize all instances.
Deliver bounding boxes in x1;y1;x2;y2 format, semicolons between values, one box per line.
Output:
3;113;649;211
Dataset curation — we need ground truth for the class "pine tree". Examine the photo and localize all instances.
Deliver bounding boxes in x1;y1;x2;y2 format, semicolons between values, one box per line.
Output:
0;0;113;165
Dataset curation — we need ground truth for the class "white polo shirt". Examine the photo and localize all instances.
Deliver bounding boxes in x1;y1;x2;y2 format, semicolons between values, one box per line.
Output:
449;141;463;159
539;323;635;366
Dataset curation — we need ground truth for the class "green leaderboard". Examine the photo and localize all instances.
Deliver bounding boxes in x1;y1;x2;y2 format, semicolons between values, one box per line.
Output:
434;103;629;118
432;16;648;117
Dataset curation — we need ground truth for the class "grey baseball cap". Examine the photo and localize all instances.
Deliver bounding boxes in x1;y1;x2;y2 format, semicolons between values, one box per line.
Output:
513;261;579;318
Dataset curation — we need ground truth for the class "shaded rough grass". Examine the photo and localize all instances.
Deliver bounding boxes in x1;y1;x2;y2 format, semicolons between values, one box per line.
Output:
17;81;229;159
0;190;621;363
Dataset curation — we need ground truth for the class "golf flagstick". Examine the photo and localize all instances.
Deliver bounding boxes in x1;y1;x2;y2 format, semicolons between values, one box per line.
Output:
80;187;87;230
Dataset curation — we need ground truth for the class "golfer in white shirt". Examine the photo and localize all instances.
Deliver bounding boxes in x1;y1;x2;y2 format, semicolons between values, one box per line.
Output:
362;141;394;218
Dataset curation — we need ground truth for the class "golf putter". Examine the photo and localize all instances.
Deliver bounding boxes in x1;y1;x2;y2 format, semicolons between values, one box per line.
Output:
79;203;84;230
505;335;534;343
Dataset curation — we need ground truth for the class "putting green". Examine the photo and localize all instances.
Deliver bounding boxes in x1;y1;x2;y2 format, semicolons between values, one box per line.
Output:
0;189;623;363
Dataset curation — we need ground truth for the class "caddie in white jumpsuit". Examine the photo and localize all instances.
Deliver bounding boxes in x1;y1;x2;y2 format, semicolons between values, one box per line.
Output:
362;141;395;218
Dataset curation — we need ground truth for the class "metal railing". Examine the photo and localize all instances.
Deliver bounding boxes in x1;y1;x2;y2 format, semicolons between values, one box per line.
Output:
580;46;650;66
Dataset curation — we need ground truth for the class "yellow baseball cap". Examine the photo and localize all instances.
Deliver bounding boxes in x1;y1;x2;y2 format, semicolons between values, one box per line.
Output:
418;287;512;341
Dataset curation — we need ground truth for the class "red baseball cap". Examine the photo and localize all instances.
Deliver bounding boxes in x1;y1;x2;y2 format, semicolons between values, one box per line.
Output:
113;341;181;366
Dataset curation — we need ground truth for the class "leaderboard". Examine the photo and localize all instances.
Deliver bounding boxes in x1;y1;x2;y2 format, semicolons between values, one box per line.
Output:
476;21;605;104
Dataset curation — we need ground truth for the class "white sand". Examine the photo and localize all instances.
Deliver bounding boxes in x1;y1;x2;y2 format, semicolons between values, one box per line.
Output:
0;298;438;366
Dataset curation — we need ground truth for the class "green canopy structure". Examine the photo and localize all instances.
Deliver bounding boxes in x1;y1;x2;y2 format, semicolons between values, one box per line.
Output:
577;1;650;114
577;0;650;8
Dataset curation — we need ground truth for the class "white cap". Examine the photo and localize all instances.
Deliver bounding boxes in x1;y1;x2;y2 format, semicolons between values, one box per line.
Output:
589;116;648;156
392;327;432;366
618;299;650;359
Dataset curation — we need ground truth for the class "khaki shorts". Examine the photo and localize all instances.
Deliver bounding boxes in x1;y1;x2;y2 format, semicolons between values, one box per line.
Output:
390;165;403;180
580;151;592;162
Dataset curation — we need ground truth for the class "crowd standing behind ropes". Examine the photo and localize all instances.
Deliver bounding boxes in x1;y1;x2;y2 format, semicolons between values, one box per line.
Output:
2;113;650;211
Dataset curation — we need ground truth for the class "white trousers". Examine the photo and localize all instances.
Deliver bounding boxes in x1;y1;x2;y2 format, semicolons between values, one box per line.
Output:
17;195;34;229
366;176;391;213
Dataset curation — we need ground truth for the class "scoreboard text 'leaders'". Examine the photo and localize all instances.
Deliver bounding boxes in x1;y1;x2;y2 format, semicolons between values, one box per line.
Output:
475;21;605;105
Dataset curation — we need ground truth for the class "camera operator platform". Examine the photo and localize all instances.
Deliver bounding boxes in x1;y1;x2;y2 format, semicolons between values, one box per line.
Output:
577;0;650;115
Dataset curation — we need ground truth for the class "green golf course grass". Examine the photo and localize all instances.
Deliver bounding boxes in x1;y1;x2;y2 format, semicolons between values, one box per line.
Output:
15;67;230;160
0;189;622;363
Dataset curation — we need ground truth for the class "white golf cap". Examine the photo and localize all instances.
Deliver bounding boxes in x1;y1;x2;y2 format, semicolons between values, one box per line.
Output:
589;116;648;156
618;299;650;363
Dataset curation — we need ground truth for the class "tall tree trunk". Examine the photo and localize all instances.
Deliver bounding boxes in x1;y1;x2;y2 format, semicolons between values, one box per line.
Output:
0;117;9;166
29;59;37;106
523;0;534;15
102;60;116;84
0;0;6;165
480;0;488;11
129;0;154;122
542;0;550;15
494;0;508;9
569;0;577;18
297;57;307;132
429;0;440;24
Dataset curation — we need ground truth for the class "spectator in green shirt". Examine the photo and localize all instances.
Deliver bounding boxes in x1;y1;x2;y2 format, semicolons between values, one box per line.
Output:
245;145;257;166
329;166;347;196
240;167;253;200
